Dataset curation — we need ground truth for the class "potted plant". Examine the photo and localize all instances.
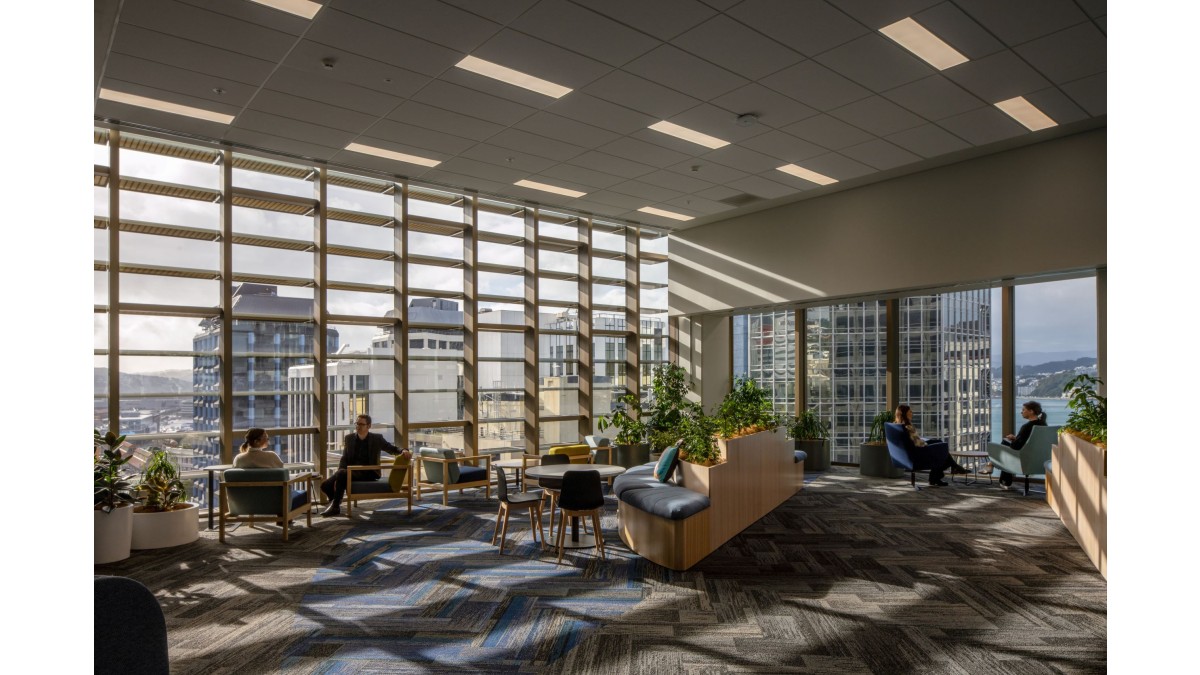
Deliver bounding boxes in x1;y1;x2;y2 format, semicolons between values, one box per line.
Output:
95;429;137;564
644;363;693;454
859;411;902;478
1061;374;1107;447
676;404;719;466
132;449;200;550
597;392;651;468
788;408;830;472
717;378;783;439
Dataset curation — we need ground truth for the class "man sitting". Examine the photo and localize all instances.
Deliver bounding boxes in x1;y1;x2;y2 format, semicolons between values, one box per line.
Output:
320;414;410;516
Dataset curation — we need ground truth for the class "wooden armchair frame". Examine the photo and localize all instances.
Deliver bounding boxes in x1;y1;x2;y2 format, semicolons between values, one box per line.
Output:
343;462;415;516
219;472;315;543
417;453;493;505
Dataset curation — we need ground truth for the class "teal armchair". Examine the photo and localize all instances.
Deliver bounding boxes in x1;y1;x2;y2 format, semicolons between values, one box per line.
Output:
219;468;314;542
987;425;1061;496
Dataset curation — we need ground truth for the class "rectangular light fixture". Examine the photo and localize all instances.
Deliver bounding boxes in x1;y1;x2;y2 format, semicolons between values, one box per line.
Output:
98;88;234;124
995;96;1058;131
776;164;838;186
637;206;694;222
879;17;968;70
344;142;441;167
455;55;572;99
648;121;730;149
514;179;586;198
248;0;323;20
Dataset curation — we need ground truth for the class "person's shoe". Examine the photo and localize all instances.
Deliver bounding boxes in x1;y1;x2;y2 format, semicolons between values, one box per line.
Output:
320;503;341;517
950;465;969;475
929;479;949;487
977;463;994;475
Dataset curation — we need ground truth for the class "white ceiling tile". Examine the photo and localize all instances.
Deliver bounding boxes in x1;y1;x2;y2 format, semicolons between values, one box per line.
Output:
781;152;875;181
666;104;775;143
583;71;702;119
937;107;1027;146
1014;22;1106;85
699;145;784;174
413;80;538;126
698;0;741;9
912;2;1006;61
816;33;933;92
825;0;943;28
638;170;716;194
436;157;530;184
665;160;751;186
885;124;971;158
459;144;558;174
96;95;234;138
1023;87;1090;127
629;128;716;158
282;40;431;98
828;96;925;136
331;148;437;179
266;66;402;117
566;151;658;180
223;128;341;162
304;9;461;77
738;130;827;163
710;84;818;128
387;101;504;142
762;60;872;111
366;118;478;155
727;175;798;199
597;137;694;168
1076;0;1106;18
248;89;378;133
103;53;258;107
609;181;686;202
120;0;297;62
572;200;631;217
343;134;453;164
840;139;922;171
514;112;622;149
625;44;750;101
176;0;313;35
954;0;1088;45
694;185;745;201
511;1;661;66
728;0;868;57
472;29;614;90
586;191;655;210
1061;72;1105;117
537;164;627;190
233;109;358;150
782;114;874;150
945;50;1052;104
882;75;985;121
336;0;501;53
486;128;588;162
111;24;275;84
437;0;539;24
545;93;658;135
662;196;734;215
671;15;804;80
571;0;718;40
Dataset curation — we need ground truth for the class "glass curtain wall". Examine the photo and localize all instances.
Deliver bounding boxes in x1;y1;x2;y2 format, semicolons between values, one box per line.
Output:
806;303;889;462
731;310;794;414
95;126;667;504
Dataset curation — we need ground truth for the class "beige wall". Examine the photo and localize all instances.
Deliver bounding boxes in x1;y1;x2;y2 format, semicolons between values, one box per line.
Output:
668;129;1106;317
698;315;731;410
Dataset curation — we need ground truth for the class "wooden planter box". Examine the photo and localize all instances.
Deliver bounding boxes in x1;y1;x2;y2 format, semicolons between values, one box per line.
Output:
1049;433;1107;578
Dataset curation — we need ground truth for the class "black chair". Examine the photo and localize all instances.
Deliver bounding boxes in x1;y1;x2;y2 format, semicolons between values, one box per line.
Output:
537;454;571;540
884;422;951;490
491;465;544;554
554;469;606;564
95;576;169;675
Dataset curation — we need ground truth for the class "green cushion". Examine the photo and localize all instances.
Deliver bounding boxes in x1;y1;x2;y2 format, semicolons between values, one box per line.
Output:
222;468;292;516
653;445;679;483
388;455;410;491
419;448;460;484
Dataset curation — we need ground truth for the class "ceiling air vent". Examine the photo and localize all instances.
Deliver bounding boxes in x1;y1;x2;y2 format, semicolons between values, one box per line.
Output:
718;193;763;207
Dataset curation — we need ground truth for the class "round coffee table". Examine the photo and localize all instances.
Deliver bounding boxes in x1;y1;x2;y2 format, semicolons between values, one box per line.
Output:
524;464;626;549
492;458;526;487
950;450;991;485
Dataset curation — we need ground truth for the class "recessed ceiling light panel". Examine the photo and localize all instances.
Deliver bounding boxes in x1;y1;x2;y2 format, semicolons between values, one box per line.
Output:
344;142;441;167
637;206;694;222
994;96;1058;131
648;121;730;149
879;17;968;70
98;88;235;124
249;0;323;20
455;55;572;99
514;179;586;198
776;164;838;186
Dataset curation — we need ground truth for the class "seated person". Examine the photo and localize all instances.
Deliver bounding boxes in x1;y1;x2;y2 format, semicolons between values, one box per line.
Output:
232;428;284;468
990;401;1048;487
894;405;967;486
320;414;410;516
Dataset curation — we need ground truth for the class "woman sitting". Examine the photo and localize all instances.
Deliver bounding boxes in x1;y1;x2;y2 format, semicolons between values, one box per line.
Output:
990;401;1048;487
232;428;285;468
894;405;968;486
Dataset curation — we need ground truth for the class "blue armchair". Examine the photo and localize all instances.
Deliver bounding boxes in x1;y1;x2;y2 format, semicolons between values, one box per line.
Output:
883;423;951;490
987;425;1060;495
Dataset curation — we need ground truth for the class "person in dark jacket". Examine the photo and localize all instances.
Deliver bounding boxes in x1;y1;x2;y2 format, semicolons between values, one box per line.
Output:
995;401;1048;487
894;404;968;486
320;414;408;516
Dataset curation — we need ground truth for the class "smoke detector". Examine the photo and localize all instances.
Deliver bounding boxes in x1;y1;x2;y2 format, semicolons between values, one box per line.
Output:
735;113;759;127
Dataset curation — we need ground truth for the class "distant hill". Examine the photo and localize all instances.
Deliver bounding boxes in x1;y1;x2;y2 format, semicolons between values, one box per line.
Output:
94;368;192;395
1016;350;1096;366
1031;370;1087;397
992;357;1097;379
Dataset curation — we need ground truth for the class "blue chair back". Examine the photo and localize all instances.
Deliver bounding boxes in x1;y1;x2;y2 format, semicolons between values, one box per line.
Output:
222;468;291;516
883;423;915;470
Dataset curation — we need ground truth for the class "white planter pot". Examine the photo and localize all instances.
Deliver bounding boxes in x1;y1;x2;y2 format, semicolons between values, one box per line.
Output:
95;504;134;564
132;503;200;550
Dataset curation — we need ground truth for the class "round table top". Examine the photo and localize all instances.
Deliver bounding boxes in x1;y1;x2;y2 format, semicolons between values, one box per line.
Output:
523;463;627;479
492;458;526;469
950;450;990;458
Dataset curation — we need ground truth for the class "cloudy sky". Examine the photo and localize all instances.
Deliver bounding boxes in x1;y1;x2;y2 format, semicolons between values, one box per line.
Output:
991;277;1098;362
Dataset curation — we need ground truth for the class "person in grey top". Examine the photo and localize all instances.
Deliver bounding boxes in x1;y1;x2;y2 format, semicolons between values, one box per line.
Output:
233;428;284;469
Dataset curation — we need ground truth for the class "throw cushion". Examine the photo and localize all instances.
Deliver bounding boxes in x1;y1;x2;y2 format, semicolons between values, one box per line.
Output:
388;454;410;491
418;448;461;484
653;445;680;483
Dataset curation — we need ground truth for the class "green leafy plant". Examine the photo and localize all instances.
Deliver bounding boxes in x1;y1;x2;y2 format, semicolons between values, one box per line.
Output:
138;449;187;512
1062;374;1107;446
787;408;829;441
715;377;782;439
94;429;137;513
645;364;693;450
865;412;893;445
677;406;720;465
597;392;648;446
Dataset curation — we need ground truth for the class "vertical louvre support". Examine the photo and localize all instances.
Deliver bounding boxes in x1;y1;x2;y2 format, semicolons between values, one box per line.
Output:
885;298;899;415
219;148;234;464
524;209;539;453
313;166;328;472
1001;285;1015;436
463;192;478;454
577;218;593;440
624;227;640;400
106;129;120;434
396;181;408;451
796;308;808;416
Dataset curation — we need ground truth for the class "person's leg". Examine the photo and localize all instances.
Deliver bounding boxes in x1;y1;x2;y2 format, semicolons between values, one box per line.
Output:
929;466;947;485
999;470;1014;486
322;470;349;515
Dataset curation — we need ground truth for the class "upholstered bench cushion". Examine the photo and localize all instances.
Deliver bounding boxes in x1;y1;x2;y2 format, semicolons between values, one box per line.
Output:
290;490;310;510
612;471;661;499
619;484;711;521
456;465;488;484
350;480;392;495
794;450;808;463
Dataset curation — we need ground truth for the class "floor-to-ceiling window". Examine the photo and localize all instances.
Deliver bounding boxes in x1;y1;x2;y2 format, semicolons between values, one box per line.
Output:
806;303;888;463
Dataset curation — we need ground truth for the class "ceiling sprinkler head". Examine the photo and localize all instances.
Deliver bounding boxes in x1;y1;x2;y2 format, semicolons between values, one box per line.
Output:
735;113;759;127
322;58;337;70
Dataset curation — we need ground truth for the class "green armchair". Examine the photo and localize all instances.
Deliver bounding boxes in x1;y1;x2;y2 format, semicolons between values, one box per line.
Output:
987;425;1061;496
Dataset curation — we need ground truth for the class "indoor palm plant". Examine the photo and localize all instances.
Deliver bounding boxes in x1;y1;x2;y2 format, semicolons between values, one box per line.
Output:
95;429;137;564
644;364;692;451
788;408;830;471
132;449;200;550
597;392;651;468
859;411;902;478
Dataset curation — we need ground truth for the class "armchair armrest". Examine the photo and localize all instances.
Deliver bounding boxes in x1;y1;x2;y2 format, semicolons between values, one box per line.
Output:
987;442;1022;474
